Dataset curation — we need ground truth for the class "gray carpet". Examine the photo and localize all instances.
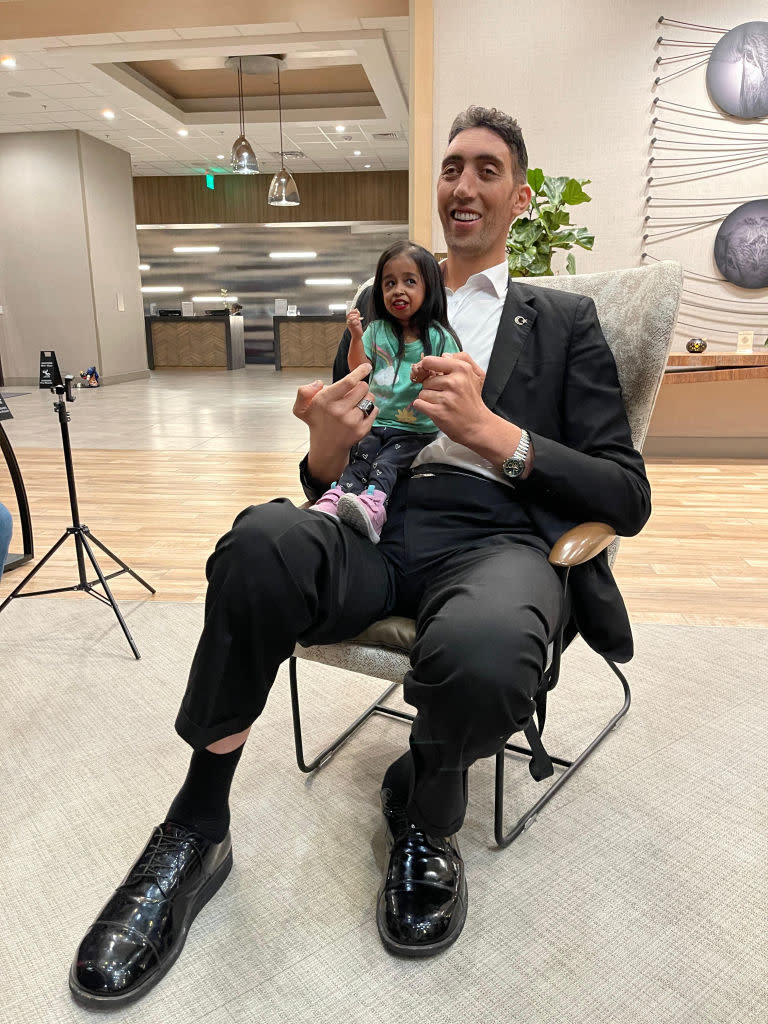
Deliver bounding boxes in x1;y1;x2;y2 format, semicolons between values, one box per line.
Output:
0;598;765;1024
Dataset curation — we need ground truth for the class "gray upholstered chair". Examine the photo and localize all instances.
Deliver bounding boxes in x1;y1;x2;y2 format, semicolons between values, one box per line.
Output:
290;260;683;847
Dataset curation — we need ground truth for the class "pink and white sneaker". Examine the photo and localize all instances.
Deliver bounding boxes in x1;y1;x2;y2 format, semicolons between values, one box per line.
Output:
337;486;388;543
310;484;344;519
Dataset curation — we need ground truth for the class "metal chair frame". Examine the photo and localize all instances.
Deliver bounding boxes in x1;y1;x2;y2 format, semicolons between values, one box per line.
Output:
289;567;631;848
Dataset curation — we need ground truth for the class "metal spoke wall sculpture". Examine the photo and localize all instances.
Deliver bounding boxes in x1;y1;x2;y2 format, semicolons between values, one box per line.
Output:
642;16;768;348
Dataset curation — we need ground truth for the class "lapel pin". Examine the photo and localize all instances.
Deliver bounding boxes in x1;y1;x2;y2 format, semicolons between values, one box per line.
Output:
514;315;528;326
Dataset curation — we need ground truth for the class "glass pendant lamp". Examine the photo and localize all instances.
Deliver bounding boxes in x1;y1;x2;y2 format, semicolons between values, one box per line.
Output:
231;58;259;175
268;66;300;206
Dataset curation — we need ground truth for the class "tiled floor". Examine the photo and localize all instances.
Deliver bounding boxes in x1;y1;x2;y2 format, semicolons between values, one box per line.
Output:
2;367;317;453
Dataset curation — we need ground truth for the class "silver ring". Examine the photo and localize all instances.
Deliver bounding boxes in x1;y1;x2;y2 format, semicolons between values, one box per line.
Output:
357;398;375;417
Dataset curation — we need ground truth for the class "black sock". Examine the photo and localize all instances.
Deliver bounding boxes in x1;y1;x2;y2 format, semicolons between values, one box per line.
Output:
166;745;244;843
381;750;414;805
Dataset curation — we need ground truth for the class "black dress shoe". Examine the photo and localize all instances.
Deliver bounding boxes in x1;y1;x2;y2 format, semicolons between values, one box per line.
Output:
69;822;232;1007
376;789;467;957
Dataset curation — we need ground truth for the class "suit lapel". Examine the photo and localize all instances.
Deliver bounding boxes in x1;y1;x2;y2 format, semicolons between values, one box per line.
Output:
482;282;537;410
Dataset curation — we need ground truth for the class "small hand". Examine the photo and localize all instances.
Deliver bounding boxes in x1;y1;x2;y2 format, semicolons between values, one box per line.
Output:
410;351;484;385
346;307;363;343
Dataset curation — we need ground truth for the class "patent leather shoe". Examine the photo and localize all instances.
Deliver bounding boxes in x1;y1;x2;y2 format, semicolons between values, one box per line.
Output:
69;821;232;1007
377;789;467;957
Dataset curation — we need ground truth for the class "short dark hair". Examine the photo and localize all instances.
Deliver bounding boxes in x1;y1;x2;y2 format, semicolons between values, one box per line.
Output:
448;106;528;183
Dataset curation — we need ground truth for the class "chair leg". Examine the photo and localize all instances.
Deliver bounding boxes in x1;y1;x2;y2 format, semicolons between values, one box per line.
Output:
493;658;631;848
289;656;402;772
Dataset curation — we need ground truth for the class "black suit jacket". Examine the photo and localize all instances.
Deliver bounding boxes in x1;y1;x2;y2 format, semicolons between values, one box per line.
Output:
311;280;650;663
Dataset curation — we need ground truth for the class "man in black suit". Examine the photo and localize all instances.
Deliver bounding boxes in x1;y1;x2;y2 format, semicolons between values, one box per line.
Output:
70;107;649;1006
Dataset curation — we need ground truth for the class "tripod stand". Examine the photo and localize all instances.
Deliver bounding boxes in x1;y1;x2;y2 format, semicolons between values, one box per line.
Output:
0;377;155;659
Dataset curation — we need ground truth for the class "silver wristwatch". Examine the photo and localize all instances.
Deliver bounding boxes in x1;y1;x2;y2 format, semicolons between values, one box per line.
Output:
501;429;530;479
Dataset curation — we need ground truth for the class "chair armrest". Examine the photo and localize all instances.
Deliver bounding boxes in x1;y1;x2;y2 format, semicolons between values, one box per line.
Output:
548;522;616;568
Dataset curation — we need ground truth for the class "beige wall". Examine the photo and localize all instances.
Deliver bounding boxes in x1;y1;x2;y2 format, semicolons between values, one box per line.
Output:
0;132;99;383
430;1;767;353
78;133;147;381
0;131;148;385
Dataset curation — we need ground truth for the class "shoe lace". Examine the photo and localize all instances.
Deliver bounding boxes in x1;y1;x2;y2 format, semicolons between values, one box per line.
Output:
126;828;200;894
381;788;410;838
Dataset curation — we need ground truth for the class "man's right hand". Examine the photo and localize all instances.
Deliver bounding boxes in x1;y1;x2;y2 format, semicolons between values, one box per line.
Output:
293;362;378;486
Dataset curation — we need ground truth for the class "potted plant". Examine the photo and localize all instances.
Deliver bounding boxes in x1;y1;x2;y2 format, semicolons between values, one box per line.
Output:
506;169;594;277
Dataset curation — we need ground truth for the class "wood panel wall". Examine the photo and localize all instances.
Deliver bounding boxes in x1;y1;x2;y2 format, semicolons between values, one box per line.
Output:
134;171;409;225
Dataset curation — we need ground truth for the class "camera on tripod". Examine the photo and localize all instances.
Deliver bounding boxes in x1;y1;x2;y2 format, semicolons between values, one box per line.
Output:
1;351;155;658
52;375;76;406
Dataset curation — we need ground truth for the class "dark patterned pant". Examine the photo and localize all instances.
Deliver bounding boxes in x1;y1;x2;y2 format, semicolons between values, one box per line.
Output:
338;426;436;500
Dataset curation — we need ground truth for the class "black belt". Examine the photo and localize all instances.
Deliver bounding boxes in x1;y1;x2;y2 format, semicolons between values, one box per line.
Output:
409;462;514;489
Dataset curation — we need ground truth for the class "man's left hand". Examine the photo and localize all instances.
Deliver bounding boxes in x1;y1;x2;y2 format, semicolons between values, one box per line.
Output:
412;353;493;448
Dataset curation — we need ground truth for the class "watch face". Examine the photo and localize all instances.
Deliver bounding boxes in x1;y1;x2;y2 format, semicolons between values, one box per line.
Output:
502;456;525;479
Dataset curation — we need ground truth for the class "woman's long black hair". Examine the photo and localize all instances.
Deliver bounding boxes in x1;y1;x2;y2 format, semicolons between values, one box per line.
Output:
365;240;461;377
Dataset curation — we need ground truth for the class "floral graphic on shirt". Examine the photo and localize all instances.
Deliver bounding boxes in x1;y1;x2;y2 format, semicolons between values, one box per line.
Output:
395;407;418;424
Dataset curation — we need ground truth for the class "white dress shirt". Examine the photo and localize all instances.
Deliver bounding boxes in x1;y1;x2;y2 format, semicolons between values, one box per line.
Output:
411;260;513;485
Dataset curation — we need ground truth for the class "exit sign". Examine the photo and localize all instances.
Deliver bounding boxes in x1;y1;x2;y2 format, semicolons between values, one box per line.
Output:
206;173;215;190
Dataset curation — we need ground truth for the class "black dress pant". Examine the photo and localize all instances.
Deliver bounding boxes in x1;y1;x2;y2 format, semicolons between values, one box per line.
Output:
175;473;564;835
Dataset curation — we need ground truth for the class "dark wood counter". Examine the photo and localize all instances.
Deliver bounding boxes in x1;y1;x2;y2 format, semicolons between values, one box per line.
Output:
273;315;346;370
145;315;245;370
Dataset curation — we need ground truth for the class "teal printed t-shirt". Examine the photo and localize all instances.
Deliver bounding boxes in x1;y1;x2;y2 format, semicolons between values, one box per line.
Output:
363;320;461;432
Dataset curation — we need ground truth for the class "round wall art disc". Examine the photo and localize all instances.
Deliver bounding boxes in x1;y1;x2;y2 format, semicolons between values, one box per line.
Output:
706;21;768;119
714;200;768;289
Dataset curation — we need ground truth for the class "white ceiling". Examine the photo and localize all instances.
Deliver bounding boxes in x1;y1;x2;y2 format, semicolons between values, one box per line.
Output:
0;17;410;176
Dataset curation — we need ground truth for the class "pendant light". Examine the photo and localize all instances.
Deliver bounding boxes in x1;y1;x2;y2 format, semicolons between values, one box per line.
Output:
268;65;300;206
231;57;259;175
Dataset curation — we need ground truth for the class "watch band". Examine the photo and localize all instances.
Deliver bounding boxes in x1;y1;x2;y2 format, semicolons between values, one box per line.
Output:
501;429;530;479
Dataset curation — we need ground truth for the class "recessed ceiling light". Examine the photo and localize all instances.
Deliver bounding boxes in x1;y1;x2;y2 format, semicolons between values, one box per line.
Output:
102;109;116;119
216;154;225;159
173;246;220;253
269;251;317;260
141;286;184;293
305;278;353;286
364;164;371;169
192;295;238;303
1;56;17;69
335;125;345;133
139;264;151;271
353;150;361;156
328;304;348;311
136;224;222;230
177;129;189;137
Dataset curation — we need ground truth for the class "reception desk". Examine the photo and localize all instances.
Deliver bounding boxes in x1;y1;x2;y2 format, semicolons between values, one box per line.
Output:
273;315;346;369
646;353;768;458
145;315;245;370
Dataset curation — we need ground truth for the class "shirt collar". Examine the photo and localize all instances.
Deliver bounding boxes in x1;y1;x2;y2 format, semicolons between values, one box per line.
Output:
442;259;510;298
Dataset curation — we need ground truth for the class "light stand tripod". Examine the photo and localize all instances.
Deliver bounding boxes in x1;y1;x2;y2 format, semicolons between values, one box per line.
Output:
0;376;155;658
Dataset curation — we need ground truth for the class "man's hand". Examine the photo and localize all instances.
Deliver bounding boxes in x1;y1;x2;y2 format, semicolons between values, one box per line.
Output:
411;353;491;446
293;362;378;485
410;350;484;384
413;353;530;474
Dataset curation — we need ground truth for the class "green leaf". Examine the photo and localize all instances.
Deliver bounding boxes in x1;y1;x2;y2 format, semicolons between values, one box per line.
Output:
527;167;545;194
561;178;592;205
571;226;595;250
566;253;576;274
541;175;569;208
540;208;571;234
